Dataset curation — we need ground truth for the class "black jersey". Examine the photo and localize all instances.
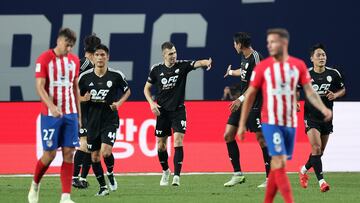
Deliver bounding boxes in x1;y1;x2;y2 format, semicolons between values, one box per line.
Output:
304;66;345;121
147;60;195;111
239;51;263;110
80;57;93;74
78;67;129;126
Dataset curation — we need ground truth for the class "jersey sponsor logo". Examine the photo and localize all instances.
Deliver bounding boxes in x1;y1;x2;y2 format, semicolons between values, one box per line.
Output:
107;80;113;88
312;83;331;95
35;63;41;72
161;75;179;90
90;89;109;101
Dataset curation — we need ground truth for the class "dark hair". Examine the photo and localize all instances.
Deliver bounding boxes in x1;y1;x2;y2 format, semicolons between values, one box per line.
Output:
84;33;101;53
233;32;251;48
95;44;109;54
161;41;175;51
267;28;290;41
310;43;326;56
58;28;76;43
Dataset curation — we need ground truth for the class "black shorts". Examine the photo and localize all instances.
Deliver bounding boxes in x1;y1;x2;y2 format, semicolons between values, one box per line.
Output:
227;110;261;132
87;124;117;151
305;119;333;135
155;106;186;137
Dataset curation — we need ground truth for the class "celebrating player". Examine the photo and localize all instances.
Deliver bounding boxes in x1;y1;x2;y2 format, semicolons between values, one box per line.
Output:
144;42;212;186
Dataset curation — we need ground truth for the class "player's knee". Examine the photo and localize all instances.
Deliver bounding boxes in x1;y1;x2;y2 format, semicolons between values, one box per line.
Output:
157;139;167;151
102;150;112;158
91;153;101;162
224;131;235;143
311;144;322;155
174;139;183;147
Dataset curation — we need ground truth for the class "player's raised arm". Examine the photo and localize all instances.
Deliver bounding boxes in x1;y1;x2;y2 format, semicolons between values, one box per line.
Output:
194;57;212;70
144;82;161;116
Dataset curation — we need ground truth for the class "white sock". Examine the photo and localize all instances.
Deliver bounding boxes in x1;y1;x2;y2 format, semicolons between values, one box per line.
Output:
300;165;308;174
61;193;71;200
234;171;243;176
79;177;86;181
319;179;326;186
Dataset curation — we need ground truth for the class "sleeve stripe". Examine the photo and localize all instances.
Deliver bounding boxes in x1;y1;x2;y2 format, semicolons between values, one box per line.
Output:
253;51;261;65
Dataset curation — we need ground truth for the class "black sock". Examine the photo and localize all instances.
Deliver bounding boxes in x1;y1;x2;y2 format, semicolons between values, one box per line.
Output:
158;150;169;171
261;147;271;178
80;152;92;179
174;146;184;176
305;153;312;170
73;150;86;177
226;140;241;172
310;155;324;181
92;161;106;187
104;153;115;174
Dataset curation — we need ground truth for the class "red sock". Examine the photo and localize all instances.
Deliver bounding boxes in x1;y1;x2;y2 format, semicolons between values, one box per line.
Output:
273;168;294;203
33;160;49;184
264;170;278;203
60;162;73;193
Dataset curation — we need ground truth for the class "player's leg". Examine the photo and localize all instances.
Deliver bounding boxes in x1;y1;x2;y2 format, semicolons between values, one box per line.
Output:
28;115;61;203
262;124;294;203
249;111;270;188
59;113;79;203
223;110;245;187
156;111;171;186
100;126;117;191
171;106;187;186
88;134;109;196
72;130;89;189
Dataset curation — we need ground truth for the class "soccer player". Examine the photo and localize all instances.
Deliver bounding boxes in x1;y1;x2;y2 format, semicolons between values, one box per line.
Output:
237;28;332;203
299;43;346;192
72;34;101;189
222;32;270;188
144;41;212;186
28;28;80;203
78;44;131;196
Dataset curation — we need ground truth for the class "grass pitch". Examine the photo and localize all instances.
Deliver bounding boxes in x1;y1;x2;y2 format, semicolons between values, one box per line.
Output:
0;172;359;203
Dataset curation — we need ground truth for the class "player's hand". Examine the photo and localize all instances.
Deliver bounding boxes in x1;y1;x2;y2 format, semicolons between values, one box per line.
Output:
50;105;63;117
81;91;91;102
110;102;119;111
322;108;333;122
296;102;301;112
237;125;246;141
150;102;161;116
326;90;337;101
229;99;241;112
206;57;212;71
224;65;232;78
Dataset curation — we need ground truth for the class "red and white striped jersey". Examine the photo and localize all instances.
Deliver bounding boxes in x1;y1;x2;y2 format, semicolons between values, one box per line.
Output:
35;49;80;115
250;56;311;127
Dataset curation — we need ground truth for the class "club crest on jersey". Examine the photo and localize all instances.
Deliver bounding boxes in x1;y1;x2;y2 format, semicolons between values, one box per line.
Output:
107;80;113;88
327;76;332;82
175;69;180;74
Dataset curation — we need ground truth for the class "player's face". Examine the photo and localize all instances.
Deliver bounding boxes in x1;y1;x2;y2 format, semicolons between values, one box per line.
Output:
56;37;74;55
233;41;242;54
267;34;284;57
94;49;109;68
311;48;327;68
163;47;177;66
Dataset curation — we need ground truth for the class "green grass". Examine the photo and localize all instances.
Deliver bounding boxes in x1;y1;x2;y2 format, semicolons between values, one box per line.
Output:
1;173;359;203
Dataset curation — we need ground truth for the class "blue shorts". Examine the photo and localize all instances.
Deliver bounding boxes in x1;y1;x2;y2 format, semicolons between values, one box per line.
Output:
40;113;79;151
262;124;296;160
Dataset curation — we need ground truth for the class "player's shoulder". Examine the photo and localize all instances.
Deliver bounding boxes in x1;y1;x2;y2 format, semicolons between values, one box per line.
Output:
256;56;273;67
78;68;93;81
80;57;93;72
325;66;342;77
150;62;164;71
67;52;80;60
289;56;306;64
37;49;55;63
108;67;127;79
251;50;263;64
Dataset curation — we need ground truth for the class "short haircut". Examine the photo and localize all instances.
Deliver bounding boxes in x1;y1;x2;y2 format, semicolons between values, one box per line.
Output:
58;28;76;43
267;28;290;41
310;43;326;56
95;44;109;54
161;41;175;51
84;33;101;53
233;32;251;48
